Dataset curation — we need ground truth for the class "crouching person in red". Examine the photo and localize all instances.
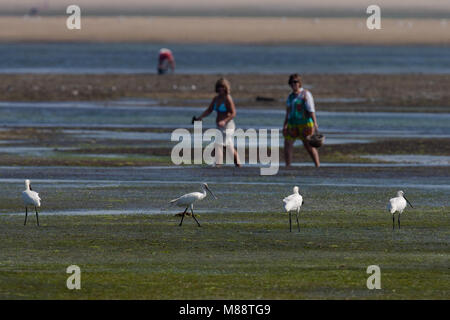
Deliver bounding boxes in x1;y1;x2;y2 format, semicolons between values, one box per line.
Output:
157;48;175;75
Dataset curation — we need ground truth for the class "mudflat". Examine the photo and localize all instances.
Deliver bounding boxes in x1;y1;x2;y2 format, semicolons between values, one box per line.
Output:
1;73;449;112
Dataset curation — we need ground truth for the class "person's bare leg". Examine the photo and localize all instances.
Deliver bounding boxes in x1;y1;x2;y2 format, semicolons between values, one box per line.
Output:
226;145;241;167
284;139;294;167
214;144;223;166
302;140;320;167
222;146;227;164
233;149;241;167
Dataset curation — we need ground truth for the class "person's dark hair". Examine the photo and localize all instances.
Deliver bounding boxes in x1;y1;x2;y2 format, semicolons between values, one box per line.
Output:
215;78;231;94
288;74;302;86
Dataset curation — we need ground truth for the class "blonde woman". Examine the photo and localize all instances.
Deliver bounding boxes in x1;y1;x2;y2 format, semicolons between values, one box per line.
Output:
196;78;241;167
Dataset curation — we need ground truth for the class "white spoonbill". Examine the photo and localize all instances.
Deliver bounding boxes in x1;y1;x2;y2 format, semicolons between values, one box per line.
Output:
22;179;41;226
387;190;413;229
169;183;217;227
283;186;303;232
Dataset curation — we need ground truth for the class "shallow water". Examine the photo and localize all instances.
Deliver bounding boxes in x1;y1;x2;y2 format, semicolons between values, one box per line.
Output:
5;209;166;216
1;164;448;216
361;155;450;165
0;99;448;216
0;146;57;156
1;43;449;74
3;177;449;190
2;179;448;216
1;102;449;140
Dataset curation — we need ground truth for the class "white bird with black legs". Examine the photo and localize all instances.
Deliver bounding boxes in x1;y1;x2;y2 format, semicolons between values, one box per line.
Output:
283;186;303;232
169;183;217;227
387;190;413;229
22;179;41;226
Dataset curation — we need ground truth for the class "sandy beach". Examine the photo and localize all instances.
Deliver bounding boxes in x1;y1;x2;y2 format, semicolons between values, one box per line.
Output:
0;16;449;45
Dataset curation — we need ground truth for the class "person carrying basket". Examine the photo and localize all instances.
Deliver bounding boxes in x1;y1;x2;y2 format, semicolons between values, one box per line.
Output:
282;74;321;167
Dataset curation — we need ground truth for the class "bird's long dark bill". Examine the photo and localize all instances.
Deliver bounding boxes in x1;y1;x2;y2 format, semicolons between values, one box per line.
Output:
404;196;414;208
206;186;218;199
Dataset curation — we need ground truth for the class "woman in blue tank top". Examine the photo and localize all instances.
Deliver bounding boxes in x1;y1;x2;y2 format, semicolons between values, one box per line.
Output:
195;78;241;167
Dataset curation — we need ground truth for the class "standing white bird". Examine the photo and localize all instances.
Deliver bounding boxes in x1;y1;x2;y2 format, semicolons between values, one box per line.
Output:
22;179;41;226
169;183;217;227
387;190;413;229
283;186;303;232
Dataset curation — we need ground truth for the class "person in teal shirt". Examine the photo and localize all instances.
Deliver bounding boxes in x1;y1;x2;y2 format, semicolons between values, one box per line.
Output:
282;74;320;167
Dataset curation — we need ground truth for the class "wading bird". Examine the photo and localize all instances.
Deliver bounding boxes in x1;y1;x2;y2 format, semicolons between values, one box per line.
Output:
170;183;217;227
22;179;41;226
387;190;413;229
283;186;303;232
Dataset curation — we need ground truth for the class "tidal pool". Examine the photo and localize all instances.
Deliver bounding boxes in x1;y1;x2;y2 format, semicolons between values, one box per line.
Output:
361;155;450;165
1;102;449;138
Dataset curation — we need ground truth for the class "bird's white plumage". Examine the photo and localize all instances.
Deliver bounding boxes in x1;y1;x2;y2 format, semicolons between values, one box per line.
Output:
22;179;41;207
22;190;41;207
170;192;206;208
170;183;217;227
169;183;216;208
283;186;303;213
387;190;407;214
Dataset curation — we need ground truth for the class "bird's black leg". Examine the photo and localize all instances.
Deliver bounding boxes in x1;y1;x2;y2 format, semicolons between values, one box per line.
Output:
24;207;28;226
35;206;39;227
398;214;401;229
190;207;201;227
296;210;300;232
392;214;395;230
179;207;188;226
289;212;292;232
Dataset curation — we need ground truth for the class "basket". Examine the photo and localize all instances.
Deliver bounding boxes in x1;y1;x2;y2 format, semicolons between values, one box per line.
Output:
307;132;325;148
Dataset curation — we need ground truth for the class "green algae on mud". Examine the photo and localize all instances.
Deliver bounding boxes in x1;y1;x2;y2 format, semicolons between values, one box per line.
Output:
0;153;172;167
1;138;449;167
0;209;448;299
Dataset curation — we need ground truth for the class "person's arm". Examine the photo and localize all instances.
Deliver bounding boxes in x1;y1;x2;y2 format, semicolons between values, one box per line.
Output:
310;112;319;133
283;107;289;136
197;98;215;120
169;58;175;72
217;96;236;127
283;95;291;136
305;91;319;131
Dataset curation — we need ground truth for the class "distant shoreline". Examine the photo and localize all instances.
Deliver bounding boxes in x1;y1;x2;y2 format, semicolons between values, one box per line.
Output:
0;16;448;45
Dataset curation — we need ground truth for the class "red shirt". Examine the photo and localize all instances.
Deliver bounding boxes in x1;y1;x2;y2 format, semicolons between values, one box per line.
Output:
159;50;174;63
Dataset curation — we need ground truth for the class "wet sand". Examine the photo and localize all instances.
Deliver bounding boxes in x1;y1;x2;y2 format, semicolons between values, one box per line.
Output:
1;16;449;45
1;73;449;111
